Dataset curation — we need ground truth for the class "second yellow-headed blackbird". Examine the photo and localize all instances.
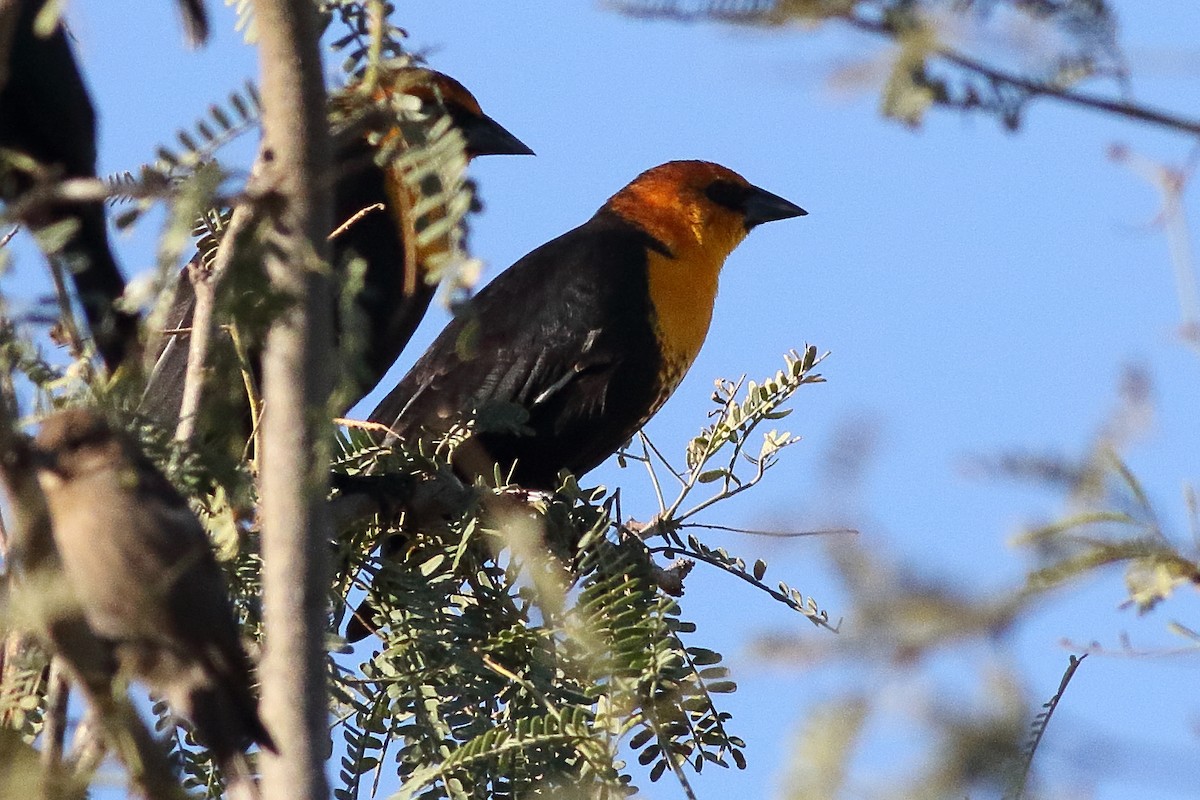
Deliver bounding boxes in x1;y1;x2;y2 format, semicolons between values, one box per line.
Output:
346;161;805;641
332;71;533;400
31;408;274;784
141;68;532;425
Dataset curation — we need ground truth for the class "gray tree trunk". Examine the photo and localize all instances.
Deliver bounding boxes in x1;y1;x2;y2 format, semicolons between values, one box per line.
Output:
249;2;334;798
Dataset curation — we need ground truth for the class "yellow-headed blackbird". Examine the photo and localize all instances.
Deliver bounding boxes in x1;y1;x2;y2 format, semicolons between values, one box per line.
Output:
141;69;532;424
31;408;274;783
0;0;139;370
346;160;805;640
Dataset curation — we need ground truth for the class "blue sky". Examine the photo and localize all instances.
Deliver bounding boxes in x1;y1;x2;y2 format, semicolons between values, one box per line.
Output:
18;1;1200;797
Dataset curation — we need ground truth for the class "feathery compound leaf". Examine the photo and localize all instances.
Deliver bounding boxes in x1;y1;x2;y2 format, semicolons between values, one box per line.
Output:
151;82;263;179
224;0;257;44
0;641;49;743
1007;654;1088;800
327;1;409;77
326;348;838;796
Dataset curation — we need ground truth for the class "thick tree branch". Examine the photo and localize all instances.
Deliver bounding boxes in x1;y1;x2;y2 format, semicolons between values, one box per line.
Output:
249;1;333;799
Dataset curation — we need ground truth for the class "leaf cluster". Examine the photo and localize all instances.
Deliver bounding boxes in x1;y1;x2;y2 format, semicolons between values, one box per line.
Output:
322;350;836;797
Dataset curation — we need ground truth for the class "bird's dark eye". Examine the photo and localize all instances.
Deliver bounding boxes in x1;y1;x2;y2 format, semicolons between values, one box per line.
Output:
443;101;472;129
704;180;748;212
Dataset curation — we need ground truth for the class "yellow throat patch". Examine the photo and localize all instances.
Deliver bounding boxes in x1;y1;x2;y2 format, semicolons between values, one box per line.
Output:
609;182;750;395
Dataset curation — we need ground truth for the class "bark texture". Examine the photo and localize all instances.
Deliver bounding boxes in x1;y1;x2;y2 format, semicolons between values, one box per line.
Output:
249;1;334;798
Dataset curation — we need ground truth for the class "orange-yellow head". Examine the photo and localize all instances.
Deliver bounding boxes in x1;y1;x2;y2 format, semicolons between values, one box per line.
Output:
605;160;805;259
603;160;806;393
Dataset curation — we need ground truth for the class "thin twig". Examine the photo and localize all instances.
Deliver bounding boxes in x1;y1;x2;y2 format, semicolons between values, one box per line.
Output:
46;260;87;361
173;195;263;445
639;431;684;484
328;202;384;241
3;175;164;217
660;376;745;522
680;522;859;538
80;686;187;800
0;499;8;558
174;262;214;444
362;0;386;93
39;657;70;770
647;544;839;631
65;709;107;781
1110;147;1199;339
637;434;668;514
332;417;396;436
1010;653;1088;800
227;322;264;461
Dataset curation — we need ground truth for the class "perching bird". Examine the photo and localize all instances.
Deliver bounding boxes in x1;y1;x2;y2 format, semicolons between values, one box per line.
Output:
346;160;806;640
0;0;139;371
140;68;532;429
32;408;275;780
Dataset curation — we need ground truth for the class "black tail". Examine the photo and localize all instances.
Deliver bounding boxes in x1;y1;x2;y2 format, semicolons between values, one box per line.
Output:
344;596;379;643
0;0;140;371
184;680;276;780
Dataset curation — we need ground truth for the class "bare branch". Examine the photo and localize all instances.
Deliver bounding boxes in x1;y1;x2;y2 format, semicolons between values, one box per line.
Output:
610;1;1200;136
904;24;1200;135
173;200;262;445
39;658;69;771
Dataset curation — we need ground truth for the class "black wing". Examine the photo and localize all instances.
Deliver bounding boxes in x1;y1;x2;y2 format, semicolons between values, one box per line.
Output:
142;262;198;421
368;212;664;485
330;138;436;408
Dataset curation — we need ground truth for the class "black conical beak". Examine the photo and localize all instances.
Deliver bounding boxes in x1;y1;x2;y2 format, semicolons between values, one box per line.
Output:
457;110;535;158
743;186;807;229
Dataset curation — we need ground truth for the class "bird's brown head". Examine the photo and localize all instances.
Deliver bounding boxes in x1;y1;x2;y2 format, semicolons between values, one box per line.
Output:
405;69;534;158
604;160;806;262
33;408;124;481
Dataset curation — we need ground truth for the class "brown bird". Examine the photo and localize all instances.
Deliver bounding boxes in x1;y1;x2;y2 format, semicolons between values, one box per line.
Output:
140;68;532;431
346;160;806;640
32;408;274;780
